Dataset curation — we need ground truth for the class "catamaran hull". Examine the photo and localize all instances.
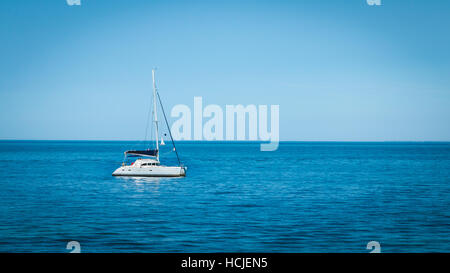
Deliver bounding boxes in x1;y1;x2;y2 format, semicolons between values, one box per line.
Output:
112;166;186;177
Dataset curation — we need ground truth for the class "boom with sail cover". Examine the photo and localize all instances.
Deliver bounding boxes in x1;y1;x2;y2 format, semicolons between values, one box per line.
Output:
125;149;158;157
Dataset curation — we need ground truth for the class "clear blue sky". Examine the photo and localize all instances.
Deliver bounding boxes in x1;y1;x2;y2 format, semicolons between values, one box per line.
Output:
0;0;449;141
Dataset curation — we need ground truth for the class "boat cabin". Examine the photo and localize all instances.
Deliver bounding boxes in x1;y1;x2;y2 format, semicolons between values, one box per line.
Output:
130;158;160;167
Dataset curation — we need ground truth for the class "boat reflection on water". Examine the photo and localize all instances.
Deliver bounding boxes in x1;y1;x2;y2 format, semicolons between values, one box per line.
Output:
116;175;184;193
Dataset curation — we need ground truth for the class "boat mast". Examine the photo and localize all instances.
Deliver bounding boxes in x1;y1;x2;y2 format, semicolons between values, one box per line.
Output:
152;69;159;161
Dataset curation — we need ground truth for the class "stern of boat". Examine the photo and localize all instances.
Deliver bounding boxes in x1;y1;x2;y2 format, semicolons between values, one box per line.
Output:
180;166;187;177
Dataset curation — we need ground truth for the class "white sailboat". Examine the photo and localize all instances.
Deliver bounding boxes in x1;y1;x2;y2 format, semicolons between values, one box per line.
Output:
112;69;186;177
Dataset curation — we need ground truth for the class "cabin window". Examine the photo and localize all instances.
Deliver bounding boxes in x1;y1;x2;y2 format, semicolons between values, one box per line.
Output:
140;162;158;166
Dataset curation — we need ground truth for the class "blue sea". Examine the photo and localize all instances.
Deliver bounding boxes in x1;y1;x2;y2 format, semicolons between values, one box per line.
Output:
0;141;449;253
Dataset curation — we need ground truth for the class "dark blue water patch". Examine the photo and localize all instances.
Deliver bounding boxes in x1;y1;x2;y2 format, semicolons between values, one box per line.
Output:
0;141;449;252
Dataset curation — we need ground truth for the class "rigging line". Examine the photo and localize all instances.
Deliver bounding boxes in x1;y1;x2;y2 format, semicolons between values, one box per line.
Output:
156;91;182;166
143;85;154;149
150;103;154;149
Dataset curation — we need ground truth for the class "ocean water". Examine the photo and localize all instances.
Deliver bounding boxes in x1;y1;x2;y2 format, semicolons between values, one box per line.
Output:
0;141;449;253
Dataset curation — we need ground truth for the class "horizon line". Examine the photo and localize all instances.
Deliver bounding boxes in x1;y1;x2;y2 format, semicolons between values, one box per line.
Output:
1;139;450;143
